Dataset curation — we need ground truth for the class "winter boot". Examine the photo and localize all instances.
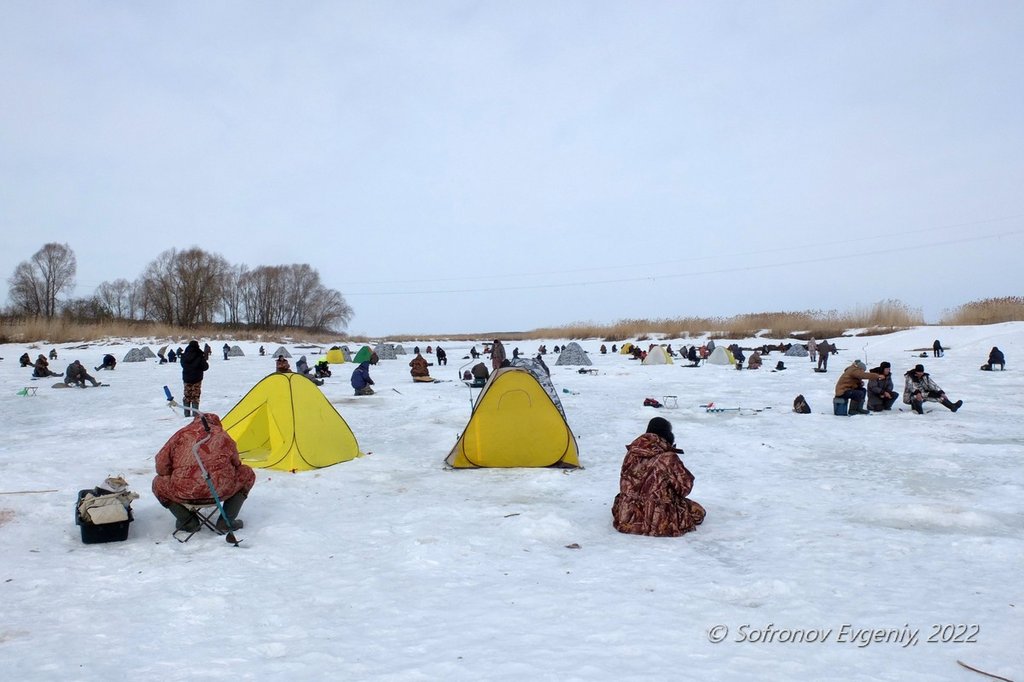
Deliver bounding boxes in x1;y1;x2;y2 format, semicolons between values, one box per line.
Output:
941;398;963;412
911;400;925;415
168;503;201;533
183;402;192;418
216;491;247;531
849;398;868;415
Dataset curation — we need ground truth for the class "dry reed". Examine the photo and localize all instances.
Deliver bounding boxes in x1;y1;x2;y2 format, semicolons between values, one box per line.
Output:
3;298;1016;345
939;297;1024;325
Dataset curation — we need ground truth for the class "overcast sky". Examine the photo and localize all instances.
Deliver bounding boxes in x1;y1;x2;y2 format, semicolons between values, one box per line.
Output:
2;2;1022;336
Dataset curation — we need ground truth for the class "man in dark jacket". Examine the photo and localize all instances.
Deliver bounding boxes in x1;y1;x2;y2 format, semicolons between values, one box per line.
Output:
469;362;490;387
866;361;899;412
351;361;375;395
33;354;60;378
983;348;1007;368
435;346;447;365
95;354;117;371
180;340;209;417
65;360;101;387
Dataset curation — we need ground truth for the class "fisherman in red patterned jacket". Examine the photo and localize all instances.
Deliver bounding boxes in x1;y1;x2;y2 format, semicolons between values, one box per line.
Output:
152;414;255;533
612;417;705;537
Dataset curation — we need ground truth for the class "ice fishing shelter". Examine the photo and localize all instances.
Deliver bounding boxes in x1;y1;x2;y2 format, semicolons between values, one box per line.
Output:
221;373;361;472
140;346;157;359
445;367;580;469
619;343;635;355
707;346;736;365
353;346;373;363
784;344;808;357
326;347;347;363
555;342;592;366
394;344;407;355
123;348;149;362
272;346;292;359
374;343;397;360
228;345;245;357
642;346;673;365
510;357;566;417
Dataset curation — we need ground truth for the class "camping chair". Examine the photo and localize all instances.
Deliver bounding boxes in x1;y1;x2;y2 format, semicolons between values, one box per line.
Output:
172;502;226;543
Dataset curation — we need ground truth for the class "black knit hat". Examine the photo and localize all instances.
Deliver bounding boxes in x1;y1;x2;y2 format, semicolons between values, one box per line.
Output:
880;361;891;369
646;417;674;445
914;364;925;373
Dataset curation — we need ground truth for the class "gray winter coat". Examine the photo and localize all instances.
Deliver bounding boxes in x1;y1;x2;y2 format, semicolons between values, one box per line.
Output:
866;370;897;410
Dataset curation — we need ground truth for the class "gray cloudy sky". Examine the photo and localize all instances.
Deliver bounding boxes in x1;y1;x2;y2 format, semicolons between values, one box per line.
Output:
2;1;1022;336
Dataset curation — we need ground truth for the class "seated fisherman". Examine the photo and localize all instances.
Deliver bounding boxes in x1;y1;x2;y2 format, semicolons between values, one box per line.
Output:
409;353;433;382
64;360;101;387
152;414;255;533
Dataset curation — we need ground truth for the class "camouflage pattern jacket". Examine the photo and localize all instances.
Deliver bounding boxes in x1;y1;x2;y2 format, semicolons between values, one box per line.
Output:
612;433;705;537
152;414;256;505
903;372;944;403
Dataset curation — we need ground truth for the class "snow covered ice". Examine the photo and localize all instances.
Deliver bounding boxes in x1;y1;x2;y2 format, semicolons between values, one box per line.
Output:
1;325;1021;680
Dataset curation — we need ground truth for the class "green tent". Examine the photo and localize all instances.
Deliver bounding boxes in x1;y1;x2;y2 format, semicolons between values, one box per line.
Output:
353;345;373;363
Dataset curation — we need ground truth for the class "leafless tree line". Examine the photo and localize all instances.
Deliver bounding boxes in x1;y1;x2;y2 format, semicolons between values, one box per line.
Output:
6;243;353;332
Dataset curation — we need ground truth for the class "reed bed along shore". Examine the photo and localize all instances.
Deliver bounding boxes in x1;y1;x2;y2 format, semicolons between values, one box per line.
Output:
2;298;1020;345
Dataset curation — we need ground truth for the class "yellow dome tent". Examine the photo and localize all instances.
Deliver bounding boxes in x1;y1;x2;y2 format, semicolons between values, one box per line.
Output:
221;373;362;472
707;346;736;365
326;347;346;364
642;345;674;365
445;367;580;469
619;343;634;354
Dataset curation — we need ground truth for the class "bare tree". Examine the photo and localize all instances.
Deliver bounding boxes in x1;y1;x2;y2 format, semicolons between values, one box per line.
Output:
172;248;229;326
95;278;136;319
140;250;177;325
220;264;248;326
306;285;354;331
62;295;107;322
236;263;352;330
281;264;321;327
7;243;77;318
138;247;230;327
239;265;285;327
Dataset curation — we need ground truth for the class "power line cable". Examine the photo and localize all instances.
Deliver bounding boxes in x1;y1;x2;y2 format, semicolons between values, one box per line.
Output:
337;213;1023;286
345;228;1021;296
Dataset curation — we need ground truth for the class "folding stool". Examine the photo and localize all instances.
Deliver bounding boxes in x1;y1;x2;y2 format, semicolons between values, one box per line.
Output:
173;503;225;543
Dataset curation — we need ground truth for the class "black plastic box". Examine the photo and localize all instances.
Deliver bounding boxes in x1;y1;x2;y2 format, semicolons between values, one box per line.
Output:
75;489;133;544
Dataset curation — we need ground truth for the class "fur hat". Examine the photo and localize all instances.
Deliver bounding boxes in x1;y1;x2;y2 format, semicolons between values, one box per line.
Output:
646;416;674;445
879;361;891;369
853;359;866;370
914;364;925;373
